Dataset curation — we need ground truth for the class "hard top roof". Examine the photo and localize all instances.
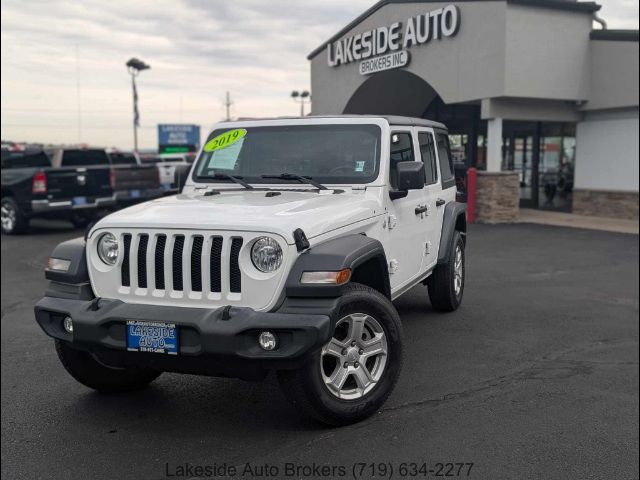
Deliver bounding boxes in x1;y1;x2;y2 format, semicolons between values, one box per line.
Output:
221;115;447;130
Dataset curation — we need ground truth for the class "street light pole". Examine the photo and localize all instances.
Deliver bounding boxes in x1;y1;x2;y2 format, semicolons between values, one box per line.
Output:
291;90;311;116
126;58;150;152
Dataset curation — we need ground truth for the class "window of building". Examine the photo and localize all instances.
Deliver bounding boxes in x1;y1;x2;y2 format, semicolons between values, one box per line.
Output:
418;132;438;185
389;132;415;189
436;132;455;188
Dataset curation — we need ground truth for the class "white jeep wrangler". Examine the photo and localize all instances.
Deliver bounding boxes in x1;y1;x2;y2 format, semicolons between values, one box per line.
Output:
35;115;466;425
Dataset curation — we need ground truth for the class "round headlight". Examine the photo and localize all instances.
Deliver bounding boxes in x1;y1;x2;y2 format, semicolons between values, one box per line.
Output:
251;236;283;273
97;233;119;266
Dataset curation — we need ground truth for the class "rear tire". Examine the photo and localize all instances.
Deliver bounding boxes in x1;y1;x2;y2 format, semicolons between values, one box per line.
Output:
1;196;28;235
55;340;162;393
278;283;403;426
427;231;465;312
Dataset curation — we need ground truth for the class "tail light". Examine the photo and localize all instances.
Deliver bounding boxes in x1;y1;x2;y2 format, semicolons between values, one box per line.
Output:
109;168;116;190
32;171;47;194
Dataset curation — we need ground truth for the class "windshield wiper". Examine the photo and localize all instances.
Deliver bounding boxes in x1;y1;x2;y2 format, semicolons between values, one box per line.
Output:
197;174;253;189
261;173;327;190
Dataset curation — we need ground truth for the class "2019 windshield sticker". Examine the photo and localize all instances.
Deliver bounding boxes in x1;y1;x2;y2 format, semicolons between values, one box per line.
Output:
204;129;247;152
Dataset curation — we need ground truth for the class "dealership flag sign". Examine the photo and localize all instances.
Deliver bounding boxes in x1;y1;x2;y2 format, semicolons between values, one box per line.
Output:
327;5;460;75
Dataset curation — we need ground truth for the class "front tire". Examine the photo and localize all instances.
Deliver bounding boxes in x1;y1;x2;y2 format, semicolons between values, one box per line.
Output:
427;231;465;312
55;340;162;393
278;283;403;426
1;196;28;235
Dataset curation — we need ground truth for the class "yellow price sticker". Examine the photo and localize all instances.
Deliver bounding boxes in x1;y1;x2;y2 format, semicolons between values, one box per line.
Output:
203;129;247;152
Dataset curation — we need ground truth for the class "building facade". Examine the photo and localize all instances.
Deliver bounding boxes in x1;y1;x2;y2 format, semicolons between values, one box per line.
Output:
309;0;639;220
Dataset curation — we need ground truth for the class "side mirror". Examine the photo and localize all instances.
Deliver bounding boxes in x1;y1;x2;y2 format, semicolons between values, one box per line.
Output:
396;161;424;190
174;164;191;192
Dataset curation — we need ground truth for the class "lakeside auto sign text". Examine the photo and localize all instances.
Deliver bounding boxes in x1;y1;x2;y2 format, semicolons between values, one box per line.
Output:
326;5;460;75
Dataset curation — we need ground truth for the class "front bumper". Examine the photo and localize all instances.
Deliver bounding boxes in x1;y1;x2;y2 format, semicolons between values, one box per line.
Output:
34;296;333;378
31;196;116;213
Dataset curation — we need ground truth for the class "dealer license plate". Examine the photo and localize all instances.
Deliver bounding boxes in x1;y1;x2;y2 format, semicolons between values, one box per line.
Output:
129;189;142;198
126;320;179;355
72;196;88;206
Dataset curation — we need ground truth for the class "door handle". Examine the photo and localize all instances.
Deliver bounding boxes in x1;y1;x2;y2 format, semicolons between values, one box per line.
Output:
436;198;446;207
415;205;429;215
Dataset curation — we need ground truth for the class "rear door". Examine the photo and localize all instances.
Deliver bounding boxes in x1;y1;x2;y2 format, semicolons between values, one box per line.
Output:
385;129;430;293
415;128;444;271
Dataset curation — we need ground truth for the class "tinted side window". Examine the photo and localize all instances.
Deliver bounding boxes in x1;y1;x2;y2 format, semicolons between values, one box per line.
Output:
61;149;110;167
436;132;455;188
389;132;415;189
418;132;438;185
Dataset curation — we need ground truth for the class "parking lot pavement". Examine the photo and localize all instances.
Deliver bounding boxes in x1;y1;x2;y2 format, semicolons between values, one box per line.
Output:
1;221;638;480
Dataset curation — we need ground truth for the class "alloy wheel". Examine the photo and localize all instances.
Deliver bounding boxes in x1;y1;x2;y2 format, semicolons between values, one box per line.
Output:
320;313;388;400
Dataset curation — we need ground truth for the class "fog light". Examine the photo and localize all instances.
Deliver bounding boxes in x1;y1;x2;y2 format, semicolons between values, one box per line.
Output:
258;331;277;351
63;316;73;334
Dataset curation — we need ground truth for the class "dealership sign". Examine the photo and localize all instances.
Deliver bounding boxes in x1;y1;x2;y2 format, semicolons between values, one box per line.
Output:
327;5;460;75
158;124;200;154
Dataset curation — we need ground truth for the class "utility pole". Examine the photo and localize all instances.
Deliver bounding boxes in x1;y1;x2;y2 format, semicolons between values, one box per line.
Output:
224;91;233;121
75;45;82;143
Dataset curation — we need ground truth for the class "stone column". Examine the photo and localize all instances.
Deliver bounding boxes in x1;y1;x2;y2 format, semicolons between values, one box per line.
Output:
475;171;520;223
486;118;503;172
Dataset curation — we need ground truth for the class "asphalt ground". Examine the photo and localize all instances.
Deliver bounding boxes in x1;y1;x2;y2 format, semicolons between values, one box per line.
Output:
1;221;638;480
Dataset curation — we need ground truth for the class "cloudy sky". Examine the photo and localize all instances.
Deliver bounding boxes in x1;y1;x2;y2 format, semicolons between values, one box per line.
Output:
1;0;638;149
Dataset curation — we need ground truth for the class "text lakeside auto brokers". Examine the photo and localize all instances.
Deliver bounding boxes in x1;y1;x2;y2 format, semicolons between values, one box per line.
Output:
326;5;460;67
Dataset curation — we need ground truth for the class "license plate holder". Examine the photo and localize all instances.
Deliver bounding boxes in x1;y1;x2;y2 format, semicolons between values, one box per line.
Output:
126;320;179;355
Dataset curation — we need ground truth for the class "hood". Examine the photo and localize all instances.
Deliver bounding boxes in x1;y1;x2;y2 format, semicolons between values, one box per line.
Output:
94;189;381;244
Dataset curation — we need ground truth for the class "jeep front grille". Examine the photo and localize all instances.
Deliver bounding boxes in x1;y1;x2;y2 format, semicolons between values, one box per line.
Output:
119;232;243;296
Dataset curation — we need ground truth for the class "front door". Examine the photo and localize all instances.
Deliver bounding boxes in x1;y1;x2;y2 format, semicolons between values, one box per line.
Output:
386;129;429;293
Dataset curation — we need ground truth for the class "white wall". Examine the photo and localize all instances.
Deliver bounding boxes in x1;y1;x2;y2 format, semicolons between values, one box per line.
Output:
574;108;639;191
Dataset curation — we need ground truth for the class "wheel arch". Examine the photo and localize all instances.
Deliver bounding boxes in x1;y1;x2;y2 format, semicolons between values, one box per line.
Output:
437;202;467;264
285;234;390;299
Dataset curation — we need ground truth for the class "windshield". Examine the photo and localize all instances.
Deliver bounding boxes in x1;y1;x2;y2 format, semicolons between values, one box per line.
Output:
193;124;381;185
61;149;110;167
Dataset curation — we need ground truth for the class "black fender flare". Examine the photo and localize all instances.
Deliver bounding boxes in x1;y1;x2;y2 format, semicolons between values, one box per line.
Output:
43;237;95;300
437;202;467;264
285;234;390;298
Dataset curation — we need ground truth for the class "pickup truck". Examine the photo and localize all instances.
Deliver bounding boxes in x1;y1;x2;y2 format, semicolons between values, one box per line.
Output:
140;153;196;193
35;116;466;425
102;150;164;205
1;149;114;234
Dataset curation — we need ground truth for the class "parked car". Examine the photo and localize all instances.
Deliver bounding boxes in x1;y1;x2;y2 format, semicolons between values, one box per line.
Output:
1;149;114;234
34;116;467;425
